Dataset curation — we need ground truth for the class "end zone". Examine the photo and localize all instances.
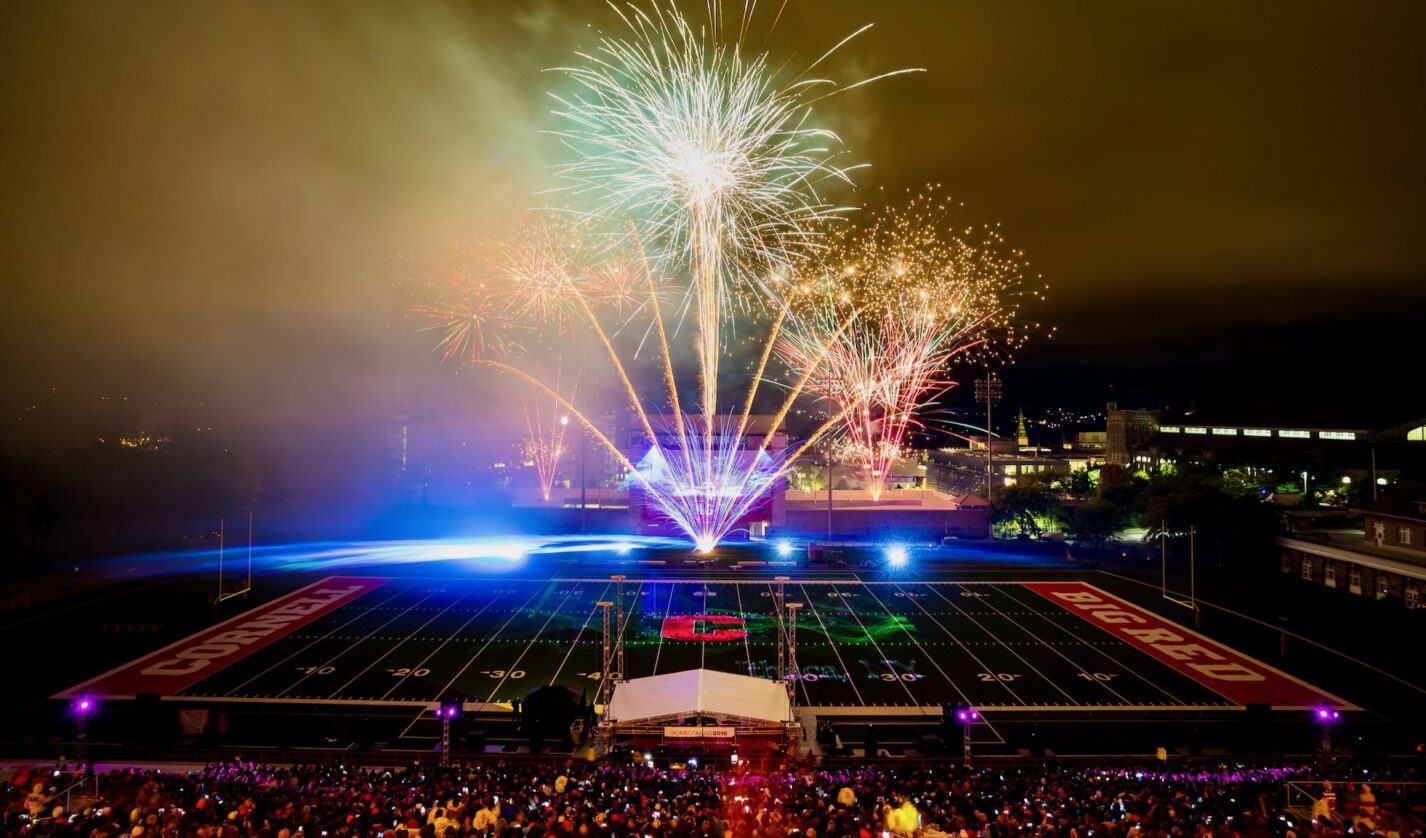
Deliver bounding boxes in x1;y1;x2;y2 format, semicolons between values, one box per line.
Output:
1023;581;1356;710
58;576;387;699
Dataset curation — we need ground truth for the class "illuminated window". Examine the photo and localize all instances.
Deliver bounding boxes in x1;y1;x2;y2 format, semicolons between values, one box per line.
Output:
1401;527;1414;547
1319;431;1356;441
1212;427;1238;436
1408;425;1426;442
1243;428;1272;438
1279;430;1311;439
1184;426;1207;435
1158;425;1181;433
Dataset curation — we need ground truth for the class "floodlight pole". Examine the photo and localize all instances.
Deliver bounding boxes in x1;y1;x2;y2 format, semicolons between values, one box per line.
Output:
611;576;626;683
597;601;614;709
440;709;452;766
974;373;1001;502
785;602;802;705
580;430;588;533
1184;524;1202;627
774;576;788;684
1160;518;1167;599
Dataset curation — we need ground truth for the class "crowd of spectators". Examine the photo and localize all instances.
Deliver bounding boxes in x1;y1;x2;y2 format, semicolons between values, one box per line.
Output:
6;758;1423;837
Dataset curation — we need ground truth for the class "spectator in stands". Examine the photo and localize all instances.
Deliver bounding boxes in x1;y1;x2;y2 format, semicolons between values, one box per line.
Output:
7;759;1425;837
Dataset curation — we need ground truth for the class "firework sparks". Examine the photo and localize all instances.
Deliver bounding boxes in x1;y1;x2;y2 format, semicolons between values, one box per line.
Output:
778;187;1042;500
411;5;977;553
407;261;511;364
549;1;920;425
520;362;580;502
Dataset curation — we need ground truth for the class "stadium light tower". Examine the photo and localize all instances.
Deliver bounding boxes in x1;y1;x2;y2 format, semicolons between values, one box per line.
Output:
774;576;789;683
74;696;94;763
955;705;980;762
785;602;802;704
1315;706;1341;760
974;373;1002;501
610;575;627;683
437;700;461;765
597;600;615;709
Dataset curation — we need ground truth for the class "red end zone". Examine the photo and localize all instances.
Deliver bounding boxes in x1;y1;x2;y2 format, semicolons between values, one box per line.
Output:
1023;581;1351;709
60;576;387;699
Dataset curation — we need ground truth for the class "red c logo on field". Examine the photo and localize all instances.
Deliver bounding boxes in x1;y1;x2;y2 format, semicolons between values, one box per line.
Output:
661;614;747;642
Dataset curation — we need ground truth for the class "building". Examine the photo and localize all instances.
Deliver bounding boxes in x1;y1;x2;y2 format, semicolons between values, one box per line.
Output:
926;447;1070;496
1134;410;1426;478
1063;431;1107;471
1105;403;1160;467
1276;483;1426;609
1360;483;1426;553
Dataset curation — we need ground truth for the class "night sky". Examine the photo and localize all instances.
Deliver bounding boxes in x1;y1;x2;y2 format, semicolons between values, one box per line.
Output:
3;1;1424;441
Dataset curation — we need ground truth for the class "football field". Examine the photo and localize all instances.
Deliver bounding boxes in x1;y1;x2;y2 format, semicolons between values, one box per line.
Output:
63;574;1347;719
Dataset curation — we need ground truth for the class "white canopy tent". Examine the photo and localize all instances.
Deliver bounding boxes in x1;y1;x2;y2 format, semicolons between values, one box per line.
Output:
607;668;791;726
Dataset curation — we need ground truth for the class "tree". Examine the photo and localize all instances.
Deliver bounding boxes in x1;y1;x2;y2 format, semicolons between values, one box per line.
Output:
988;475;1063;538
1138;468;1279;563
1061;467;1094;499
1068;498;1128;542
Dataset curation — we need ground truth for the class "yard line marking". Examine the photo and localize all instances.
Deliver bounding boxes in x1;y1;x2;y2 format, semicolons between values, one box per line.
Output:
733;583;755;676
550;582;613;686
827;581;928;713
795;582;864;707
483;584;587;704
328;588;475;699
225;583;414;697
649;582;678;676
429;581;550;702
917;582;1082;705
870;582;1018;706
380;585;513;700
858;581;990;706
991;583;1184;705
279;590;439;699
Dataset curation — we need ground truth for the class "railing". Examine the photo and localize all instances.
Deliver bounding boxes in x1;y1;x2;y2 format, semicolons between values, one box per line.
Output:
25;771;98;824
1285;780;1426;821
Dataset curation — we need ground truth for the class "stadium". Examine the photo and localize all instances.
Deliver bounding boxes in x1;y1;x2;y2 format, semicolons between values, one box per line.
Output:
6;0;1426;834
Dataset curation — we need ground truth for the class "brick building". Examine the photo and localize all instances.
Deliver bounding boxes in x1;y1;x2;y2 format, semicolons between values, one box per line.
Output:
1277;483;1426;609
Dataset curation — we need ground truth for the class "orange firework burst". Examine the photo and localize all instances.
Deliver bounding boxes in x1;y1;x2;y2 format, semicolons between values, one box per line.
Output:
407;261;512;364
777;186;1047;499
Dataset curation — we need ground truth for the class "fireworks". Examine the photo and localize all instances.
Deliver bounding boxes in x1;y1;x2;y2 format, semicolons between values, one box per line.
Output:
550;1;921;422
408;262;511;364
407;6;1042;553
496;214;590;333
777;188;1043;499
625;418;789;555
